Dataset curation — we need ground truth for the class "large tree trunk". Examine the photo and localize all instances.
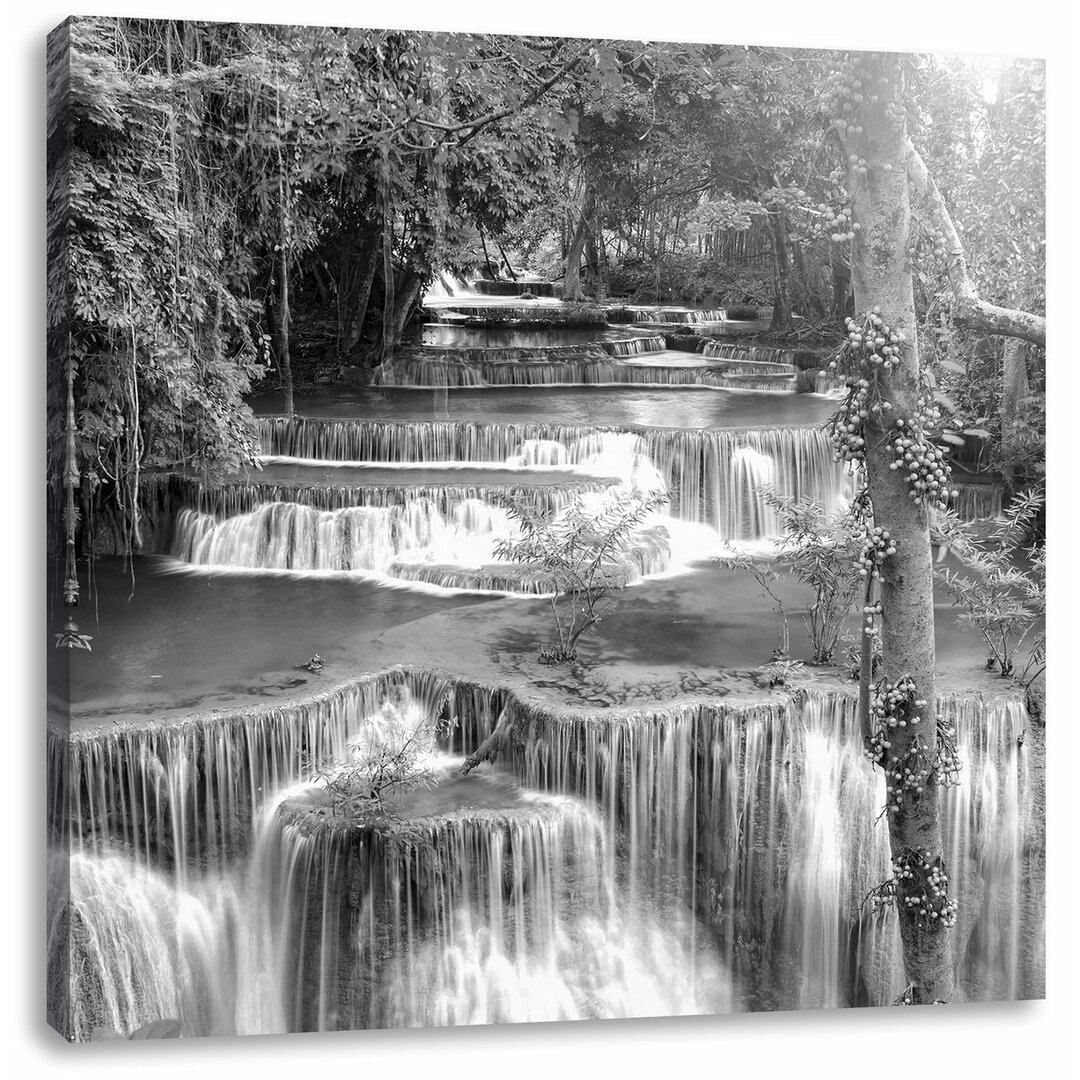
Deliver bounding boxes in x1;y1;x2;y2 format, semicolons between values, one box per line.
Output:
766;207;794;332
338;226;381;358
842;55;951;1004
389;269;425;350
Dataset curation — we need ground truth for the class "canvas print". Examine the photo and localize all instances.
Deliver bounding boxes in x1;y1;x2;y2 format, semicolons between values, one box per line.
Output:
46;16;1046;1042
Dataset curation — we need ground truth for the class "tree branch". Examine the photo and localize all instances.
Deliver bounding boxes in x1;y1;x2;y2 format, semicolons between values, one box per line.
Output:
905;141;1045;348
459;704;515;775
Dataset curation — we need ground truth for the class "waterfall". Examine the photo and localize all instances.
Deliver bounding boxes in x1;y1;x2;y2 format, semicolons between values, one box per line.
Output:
628;309;727;324
384;356;795;390
48;850;254;1041
171;499;515;577
54;672;455;873
257;420;848;539
949;483;1004;522
52;672;1042;1036
602;336;667;358
179;479;607;521
255;775;729;1030
451;685;1041;1008
702;342;796;372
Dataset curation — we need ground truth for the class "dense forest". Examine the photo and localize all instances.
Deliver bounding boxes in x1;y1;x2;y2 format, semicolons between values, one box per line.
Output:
47;20;1044;551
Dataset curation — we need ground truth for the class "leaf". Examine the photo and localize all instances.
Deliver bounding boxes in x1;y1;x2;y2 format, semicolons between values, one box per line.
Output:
934;391;959;413
963;428;992;439
938;359;966;375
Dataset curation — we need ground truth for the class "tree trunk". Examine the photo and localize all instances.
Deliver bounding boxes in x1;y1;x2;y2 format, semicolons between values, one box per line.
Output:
841;56;952;1004
766;208;794;332
1000;337;1030;490
562;206;590;301
339;228;381;357
273;242;294;417
831;247;852;320
389;269;425;351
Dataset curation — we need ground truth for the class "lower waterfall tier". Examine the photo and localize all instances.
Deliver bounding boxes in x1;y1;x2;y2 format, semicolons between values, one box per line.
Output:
50;675;1044;1038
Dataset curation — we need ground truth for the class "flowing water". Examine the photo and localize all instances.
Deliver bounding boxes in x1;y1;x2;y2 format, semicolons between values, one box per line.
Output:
50;677;1040;1038
51;306;1042;1039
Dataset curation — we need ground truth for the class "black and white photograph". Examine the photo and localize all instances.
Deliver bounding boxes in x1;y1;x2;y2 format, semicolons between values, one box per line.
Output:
41;4;1053;1057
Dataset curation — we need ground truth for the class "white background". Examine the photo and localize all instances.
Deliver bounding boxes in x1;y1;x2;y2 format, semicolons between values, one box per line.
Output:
4;1;1076;1076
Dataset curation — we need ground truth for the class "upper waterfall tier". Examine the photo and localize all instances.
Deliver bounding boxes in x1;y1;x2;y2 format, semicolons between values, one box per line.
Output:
256;419;850;537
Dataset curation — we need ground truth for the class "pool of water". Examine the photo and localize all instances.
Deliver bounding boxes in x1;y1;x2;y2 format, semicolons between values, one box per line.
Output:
53;557;495;724
53;546;997;728
558;557;986;672
231;460;616;487
250;386;837;430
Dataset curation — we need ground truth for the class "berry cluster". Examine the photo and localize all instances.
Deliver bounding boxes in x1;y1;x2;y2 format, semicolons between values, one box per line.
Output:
888;415;958;511
807;168;857;247
864;677;963;815
826;203;858;243
826;309;902;466
820;54;909;142
870;848;959;931
858;525;896;584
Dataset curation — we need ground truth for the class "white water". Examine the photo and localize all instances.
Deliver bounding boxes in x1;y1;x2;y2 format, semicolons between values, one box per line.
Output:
52;679;1040;1037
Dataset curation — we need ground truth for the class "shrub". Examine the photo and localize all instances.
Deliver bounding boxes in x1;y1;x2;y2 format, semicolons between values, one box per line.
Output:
494;489;668;663
723;492;864;665
935;487;1045;681
312;690;443;817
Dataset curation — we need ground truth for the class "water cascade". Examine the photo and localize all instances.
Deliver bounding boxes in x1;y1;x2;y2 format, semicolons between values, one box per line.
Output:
172;478;609;522
602;336;668;358
50;676;1041;1037
382;355;795;391
949;483;1005;522
702;341;796;371
450;684;1042;1009
256;419;849;538
171;499;520;578
626;309;728;324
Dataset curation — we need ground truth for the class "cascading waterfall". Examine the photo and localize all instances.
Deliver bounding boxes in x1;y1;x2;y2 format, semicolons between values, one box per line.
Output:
385;356;795;390
451;684;1041;1009
50;673;1042;1037
257;779;729;1029
256;419;849;539
171;499;514;577
603;336;668;357
702;342;795;370
628;309;727;324
178;478;607;521
949;483;1004;522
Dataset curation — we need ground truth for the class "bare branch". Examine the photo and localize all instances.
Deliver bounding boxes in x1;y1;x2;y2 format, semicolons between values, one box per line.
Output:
905;141;1045;348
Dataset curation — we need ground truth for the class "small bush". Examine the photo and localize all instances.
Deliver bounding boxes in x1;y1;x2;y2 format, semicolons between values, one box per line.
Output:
935;487;1045;682
494;489;668;663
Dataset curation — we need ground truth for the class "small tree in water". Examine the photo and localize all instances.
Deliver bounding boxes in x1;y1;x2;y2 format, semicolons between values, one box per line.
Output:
495;489;668;663
312;688;443;818
935;487;1045;682
723;492;864;665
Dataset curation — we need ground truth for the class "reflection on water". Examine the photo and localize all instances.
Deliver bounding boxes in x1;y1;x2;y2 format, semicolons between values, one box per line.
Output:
250;385;837;430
